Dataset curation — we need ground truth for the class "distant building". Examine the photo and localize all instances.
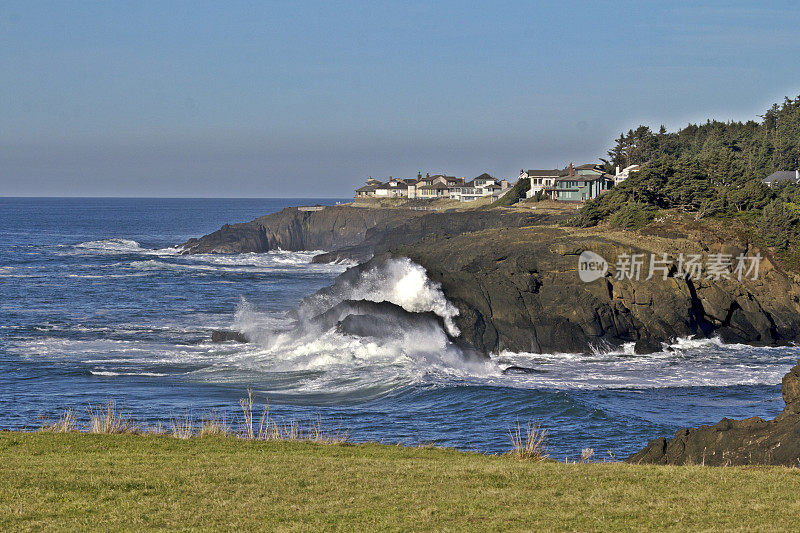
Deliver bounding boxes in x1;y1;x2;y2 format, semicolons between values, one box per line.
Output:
764;170;800;188
355;172;508;202
451;173;511;202
546;176;613;202
614;164;640;185
536;163;612;202
520;169;561;198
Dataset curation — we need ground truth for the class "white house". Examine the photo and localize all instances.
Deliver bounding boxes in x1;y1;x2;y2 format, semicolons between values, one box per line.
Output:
452;173;511;202
519;169;561;198
373;178;410;197
614;164;640;185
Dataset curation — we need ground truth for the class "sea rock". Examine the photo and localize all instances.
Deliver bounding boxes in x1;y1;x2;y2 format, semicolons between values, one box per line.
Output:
211;330;249;343
627;360;800;466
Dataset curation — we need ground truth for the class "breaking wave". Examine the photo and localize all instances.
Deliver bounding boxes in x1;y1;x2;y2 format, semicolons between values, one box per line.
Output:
296;257;461;336
73;238;179;255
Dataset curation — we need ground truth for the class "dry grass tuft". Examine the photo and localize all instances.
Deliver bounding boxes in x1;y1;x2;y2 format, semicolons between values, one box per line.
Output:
39;408;77;433
87;401;137;434
309;415;348;444
508;420;548;461
239;389;256;439
170;413;194;439
198;411;231;438
236;391;347;443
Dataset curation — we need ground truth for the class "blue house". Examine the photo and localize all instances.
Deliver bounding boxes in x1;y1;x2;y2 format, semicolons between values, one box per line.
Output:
545;164;613;202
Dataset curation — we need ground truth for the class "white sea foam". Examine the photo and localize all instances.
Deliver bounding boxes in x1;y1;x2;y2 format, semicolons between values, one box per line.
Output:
73;238;180;255
90;371;168;377
491;337;799;390
300;257;461;336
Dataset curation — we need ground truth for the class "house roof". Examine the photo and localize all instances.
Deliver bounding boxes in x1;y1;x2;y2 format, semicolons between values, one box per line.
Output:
525;169;561;177
419;183;450;190
575;163;602;170
764;171;799;184
355;184;381;192
474;173;495;181
557;177;595;183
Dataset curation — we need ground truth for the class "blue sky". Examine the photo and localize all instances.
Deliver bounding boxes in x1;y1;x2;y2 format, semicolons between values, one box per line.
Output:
2;1;799;197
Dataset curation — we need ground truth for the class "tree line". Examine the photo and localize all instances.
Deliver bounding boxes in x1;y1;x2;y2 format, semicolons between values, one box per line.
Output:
575;95;800;258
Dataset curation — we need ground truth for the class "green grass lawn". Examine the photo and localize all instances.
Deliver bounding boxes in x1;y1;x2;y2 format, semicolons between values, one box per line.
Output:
2;433;800;531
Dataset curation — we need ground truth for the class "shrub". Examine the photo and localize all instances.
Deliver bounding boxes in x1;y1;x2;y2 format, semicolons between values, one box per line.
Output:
608;202;656;230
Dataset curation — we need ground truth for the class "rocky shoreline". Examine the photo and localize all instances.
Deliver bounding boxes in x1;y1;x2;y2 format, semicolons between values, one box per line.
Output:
627;360;800;466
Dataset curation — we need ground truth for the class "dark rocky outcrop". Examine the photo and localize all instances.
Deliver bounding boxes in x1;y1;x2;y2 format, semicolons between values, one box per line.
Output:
387;225;800;354
181;205;549;262
181;206;423;256
627;360;800;466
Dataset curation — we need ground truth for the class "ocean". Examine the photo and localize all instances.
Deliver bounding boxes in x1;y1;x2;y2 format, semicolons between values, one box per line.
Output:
1;197;797;459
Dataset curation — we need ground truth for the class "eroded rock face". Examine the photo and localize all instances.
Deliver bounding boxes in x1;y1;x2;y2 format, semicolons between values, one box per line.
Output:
180;205;548;261
181;206;423;256
627;360;800;466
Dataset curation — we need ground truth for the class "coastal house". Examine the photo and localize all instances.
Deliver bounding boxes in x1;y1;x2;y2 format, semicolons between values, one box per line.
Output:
355;183;379;198
545;165;613;202
764;170;800;188
614;164;640;185
519;169;561;198
355;172;505;202
361;177;410;198
417;182;451;198
451;173;511;202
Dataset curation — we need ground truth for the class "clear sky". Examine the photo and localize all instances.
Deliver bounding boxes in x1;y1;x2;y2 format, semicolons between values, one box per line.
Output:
2;1;799;197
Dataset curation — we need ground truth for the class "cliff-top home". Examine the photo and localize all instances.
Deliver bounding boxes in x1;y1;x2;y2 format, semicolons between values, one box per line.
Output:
451;173;511;202
764;170;800;188
520;169;561;198
355;172;510;202
613;164;640;185
520;163;614;202
544;163;613;202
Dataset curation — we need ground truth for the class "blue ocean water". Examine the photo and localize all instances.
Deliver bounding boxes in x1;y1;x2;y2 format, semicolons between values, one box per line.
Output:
1;197;797;458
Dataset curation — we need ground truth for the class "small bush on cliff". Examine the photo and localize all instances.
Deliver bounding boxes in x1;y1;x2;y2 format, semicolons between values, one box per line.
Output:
608;202;656;230
758;200;800;251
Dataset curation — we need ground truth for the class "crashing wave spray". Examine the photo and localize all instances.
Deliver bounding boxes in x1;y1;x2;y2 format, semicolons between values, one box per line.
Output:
297;257;461;336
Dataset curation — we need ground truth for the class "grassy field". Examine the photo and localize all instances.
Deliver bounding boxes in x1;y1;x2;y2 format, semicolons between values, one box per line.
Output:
2;433;800;531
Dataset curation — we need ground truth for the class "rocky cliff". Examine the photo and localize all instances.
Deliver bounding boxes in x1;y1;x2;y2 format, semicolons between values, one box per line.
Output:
627;360;800;466
180;205;549;262
388;222;800;354
180;206;423;256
